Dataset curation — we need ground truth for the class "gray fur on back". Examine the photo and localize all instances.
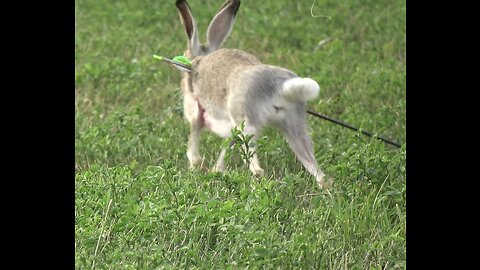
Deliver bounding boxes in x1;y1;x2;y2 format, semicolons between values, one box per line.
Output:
228;65;298;127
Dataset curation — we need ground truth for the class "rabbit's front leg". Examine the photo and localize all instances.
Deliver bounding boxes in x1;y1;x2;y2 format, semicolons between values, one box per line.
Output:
212;149;227;172
242;124;264;177
249;150;264;177
184;92;204;168
212;140;235;172
187;126;202;168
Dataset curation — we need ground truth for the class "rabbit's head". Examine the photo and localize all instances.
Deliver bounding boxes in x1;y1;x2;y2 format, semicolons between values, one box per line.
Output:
175;0;240;59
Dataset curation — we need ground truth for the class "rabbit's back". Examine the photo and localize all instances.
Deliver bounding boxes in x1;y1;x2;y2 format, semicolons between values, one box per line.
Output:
191;49;261;117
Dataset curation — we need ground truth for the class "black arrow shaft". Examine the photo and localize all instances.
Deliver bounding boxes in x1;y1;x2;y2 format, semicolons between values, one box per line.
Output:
306;109;402;148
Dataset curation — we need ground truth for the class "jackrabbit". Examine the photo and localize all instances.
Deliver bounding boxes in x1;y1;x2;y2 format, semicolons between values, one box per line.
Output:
175;0;332;189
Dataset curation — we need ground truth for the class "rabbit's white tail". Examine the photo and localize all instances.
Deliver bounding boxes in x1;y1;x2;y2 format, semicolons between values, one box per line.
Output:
280;77;320;102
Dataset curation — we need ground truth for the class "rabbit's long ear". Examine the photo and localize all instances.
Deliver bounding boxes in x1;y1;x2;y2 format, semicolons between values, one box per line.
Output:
206;0;241;51
176;0;201;56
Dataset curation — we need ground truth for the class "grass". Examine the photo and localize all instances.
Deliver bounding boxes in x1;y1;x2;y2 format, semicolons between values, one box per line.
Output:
75;0;406;269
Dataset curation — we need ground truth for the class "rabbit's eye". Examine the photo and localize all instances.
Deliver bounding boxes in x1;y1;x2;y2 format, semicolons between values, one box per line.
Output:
273;105;283;113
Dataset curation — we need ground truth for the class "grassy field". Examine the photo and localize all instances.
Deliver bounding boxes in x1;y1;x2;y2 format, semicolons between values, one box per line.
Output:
75;0;406;269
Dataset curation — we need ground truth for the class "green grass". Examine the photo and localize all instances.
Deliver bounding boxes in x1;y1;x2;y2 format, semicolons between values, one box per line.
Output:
75;0;406;269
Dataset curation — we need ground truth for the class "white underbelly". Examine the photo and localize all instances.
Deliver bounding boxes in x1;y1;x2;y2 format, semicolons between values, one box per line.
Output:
204;114;234;138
